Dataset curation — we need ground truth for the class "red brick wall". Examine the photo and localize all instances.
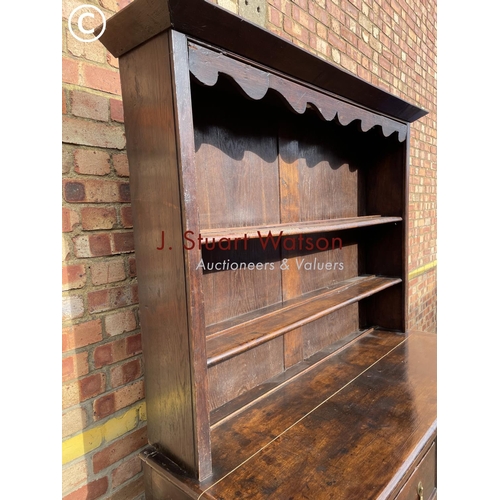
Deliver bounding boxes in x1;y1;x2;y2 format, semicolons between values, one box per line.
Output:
62;1;147;498
62;0;437;497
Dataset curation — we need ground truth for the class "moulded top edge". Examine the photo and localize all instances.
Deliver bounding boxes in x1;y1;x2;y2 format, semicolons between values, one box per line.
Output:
97;0;428;123
188;43;408;141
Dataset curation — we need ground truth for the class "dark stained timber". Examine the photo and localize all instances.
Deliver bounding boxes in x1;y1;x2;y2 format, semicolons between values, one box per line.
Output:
199;216;402;243
188;42;408;142
206;275;401;367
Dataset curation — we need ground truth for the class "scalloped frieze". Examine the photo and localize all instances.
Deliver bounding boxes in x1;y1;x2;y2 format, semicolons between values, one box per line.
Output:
188;43;407;142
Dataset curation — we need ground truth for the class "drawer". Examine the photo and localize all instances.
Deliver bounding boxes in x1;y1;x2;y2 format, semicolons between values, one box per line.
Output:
395;441;437;500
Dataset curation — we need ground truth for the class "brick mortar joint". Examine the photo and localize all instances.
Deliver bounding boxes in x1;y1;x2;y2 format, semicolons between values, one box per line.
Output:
62;50;121;74
63;83;124;101
63;375;145;420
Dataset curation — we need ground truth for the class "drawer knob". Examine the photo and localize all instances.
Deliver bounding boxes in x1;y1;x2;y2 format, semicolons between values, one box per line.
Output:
417;481;424;500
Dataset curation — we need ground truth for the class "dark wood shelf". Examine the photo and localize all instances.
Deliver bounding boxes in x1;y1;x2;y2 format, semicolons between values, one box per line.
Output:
200;215;402;243
206;275;401;367
210;327;374;426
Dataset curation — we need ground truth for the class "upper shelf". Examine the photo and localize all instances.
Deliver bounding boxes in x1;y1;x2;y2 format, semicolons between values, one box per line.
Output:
189;42;408;142
206;274;401;367
200;215;402;243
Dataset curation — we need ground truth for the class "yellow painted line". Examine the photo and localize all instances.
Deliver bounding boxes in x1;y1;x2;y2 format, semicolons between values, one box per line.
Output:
409;260;437;280
62;401;147;465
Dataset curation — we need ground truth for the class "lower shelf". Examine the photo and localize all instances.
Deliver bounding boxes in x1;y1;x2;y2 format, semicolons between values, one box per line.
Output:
206;274;402;367
141;330;437;500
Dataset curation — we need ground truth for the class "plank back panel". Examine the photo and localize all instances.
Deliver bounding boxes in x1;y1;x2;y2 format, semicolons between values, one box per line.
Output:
192;82;283;326
207;337;284;411
200;243;282;327
191;83;280;229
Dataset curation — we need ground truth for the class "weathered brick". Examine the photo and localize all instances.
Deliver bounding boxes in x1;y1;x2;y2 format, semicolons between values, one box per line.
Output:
218;0;237;14
88;284;138;313
291;4;316;31
110;359;142;388
326;2;345;24
62;352;89;382
111;455;142;488
93;333;142;368
107;51;119;68
62;207;80;233
62;319;103;352
126;333;142;355
308;2;329;25
79;372;106;401
63;89;68;115
309;33;330;57
63;476;108;500
62;407;88;438
343;0;360;19
93;427;147;473
63;116;126;149
283;17;309;45
62;236;72;262
82;63;121;95
316;22;328;40
81;207;117;230
328;31;347;52
358;12;372;32
62;264;86;290
62;295;84;321
63;179;130;203
62;380;79;409
73;234;112;258
128;257;136;278
340;25;358;46
113;154;129;177
63;57;79;84
269;5;282;27
91;259;126;286
110;98;124;122
63;146;74;174
67;30;107;63
92;393;115;421
93;380;144;420
90;234;113;257
71;91;109;122
120;206;133;228
74;149;111;176
369;34;383;53
118;0;134;9
112;232;135;253
62;459;88;494
100;0;120;12
340;53;357;74
105;309;137;336
108;475;144;500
